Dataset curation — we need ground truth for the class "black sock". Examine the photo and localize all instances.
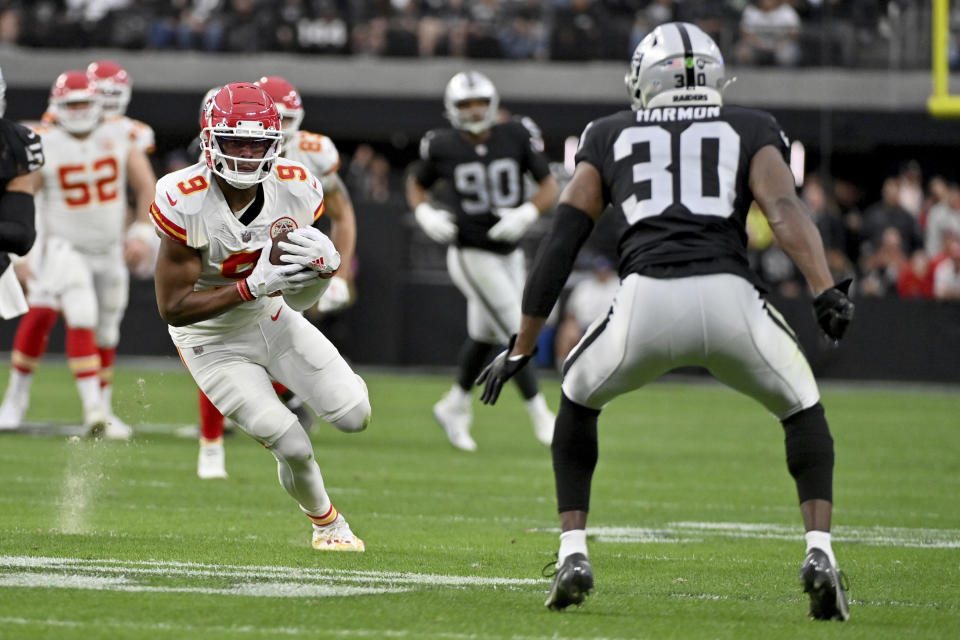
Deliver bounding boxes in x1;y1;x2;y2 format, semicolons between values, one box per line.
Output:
455;339;498;391
782;403;835;503
552;393;600;513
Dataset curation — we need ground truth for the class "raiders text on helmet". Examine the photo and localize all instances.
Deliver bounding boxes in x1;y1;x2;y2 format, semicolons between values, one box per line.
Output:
50;70;103;135
444;71;499;135
625;22;726;110
201;82;283;189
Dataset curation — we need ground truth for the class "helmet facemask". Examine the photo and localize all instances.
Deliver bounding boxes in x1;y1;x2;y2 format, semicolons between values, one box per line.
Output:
97;81;131;117
277;106;304;148
625;22;726;110
204;124;282;189
53;95;103;135
444;71;499;135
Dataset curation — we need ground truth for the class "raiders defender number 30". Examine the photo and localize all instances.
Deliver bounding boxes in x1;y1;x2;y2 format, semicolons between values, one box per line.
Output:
407;70;559;452
476;22;855;620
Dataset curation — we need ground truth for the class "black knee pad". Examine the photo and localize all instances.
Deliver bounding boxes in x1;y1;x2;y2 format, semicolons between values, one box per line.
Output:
552;393;600;513
782;403;834;503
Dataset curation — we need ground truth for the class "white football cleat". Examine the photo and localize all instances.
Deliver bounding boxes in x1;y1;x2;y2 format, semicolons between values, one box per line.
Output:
312;514;365;551
526;394;555;446
103;413;133;441
84;405;110;438
433;391;476;452
197;442;228;479
0;392;27;431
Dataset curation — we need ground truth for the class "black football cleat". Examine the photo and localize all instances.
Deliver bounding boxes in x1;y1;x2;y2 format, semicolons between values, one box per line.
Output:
544;553;594;611
799;548;850;621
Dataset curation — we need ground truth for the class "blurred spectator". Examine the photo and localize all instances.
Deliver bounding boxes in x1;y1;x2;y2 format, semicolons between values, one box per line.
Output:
802;174;854;282
734;0;801;66
924;182;960;256
859;226;908;297
0;1;22;45
345;143;390;202
861;176;923;259
897;159;923;219
499;0;546;59
554;254;619;366
896;250;934;299
550;0;613;61
932;234;960;301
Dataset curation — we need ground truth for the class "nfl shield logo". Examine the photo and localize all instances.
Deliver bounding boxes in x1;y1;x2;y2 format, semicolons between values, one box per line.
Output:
241;231;252;242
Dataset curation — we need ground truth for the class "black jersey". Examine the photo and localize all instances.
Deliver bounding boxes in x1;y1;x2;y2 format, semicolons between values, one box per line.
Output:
414;117;552;254
0;118;44;190
575;104;789;287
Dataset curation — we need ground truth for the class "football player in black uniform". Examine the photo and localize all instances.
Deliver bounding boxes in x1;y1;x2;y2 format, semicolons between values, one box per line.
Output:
407;70;559;452
477;23;854;620
0;66;44;322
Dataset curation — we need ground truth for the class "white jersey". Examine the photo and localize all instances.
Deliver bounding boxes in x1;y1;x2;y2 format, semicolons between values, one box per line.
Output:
107;115;155;154
31;119;134;254
281;130;341;190
151;160;326;347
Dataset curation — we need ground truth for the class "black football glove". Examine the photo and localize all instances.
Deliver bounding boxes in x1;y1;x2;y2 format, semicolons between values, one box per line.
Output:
476;334;536;405
812;278;855;342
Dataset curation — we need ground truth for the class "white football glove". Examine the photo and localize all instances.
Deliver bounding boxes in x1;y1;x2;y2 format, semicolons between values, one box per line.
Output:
414;202;457;244
245;240;317;298
487;202;539;242
315;275;352;313
279;226;341;276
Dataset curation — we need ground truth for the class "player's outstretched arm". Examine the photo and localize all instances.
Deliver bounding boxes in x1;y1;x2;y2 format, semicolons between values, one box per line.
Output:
406;172;456;243
318;172;356;282
751;145;854;340
154;236;245;326
477;162;603;404
750;145;834;296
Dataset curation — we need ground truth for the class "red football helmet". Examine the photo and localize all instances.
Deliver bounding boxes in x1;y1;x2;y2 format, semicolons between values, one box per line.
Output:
201;82;282;189
50;70;102;135
86;60;131;117
255;76;304;145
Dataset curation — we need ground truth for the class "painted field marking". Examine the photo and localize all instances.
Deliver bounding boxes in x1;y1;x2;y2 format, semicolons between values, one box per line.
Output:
0;555;544;601
535;521;960;548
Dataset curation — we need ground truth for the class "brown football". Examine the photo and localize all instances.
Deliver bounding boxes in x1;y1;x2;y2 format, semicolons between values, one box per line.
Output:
268;230;291;265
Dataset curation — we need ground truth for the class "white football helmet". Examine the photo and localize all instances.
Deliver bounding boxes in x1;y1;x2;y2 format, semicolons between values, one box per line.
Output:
49;70;103;135
86;60;132;117
444;71;499;135
625;22;726;110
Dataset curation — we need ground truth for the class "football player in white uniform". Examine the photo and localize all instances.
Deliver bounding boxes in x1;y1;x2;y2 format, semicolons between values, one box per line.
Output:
152;82;369;551
0;70;156;438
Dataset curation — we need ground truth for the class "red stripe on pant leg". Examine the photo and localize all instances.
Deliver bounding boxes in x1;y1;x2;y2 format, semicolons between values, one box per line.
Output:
199;388;224;440
271;381;289;396
65;327;99;378
98;347;116;388
11;307;59;371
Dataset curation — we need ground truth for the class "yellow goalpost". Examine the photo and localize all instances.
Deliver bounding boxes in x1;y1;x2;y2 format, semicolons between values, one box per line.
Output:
928;0;960;116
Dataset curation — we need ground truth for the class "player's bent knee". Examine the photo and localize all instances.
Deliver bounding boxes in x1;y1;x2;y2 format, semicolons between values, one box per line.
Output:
268;420;314;464
331;398;371;433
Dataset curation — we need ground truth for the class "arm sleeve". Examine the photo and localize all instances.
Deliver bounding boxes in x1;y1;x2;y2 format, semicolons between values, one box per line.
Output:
0;120;44;178
412;131;440;188
517;117;552;182
521;203;596;318
0;191;36;255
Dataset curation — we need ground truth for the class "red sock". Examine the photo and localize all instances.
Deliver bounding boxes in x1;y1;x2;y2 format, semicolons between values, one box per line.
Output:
11;307;58;373
65;327;100;379
98;347;116;389
272;381;289;397
199;389;224;440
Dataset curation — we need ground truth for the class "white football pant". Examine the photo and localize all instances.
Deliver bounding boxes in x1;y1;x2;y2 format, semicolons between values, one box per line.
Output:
26;237;129;347
447;246;525;345
561;273;820;420
178;304;370;446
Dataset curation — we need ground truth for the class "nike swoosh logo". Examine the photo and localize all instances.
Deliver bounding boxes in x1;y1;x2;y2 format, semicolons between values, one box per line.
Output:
271;308;282;321
166;191;178;206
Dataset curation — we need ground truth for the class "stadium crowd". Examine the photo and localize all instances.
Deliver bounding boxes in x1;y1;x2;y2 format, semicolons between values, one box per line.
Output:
0;1;920;68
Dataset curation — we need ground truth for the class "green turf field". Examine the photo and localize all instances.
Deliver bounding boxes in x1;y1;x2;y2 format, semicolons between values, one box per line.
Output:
0;361;957;639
